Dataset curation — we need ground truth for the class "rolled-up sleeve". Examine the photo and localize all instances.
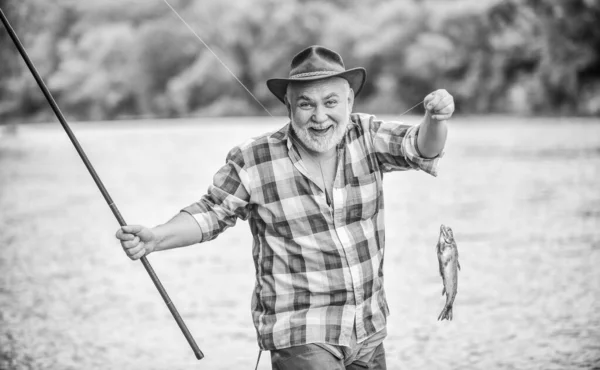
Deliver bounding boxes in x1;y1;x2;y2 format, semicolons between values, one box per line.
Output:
369;117;442;177
181;146;251;242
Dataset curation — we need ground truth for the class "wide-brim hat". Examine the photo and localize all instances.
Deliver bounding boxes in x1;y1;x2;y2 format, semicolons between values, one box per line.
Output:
267;45;367;104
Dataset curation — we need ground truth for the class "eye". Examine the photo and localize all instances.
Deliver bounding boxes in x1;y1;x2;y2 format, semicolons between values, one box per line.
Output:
299;102;312;109
325;100;338;107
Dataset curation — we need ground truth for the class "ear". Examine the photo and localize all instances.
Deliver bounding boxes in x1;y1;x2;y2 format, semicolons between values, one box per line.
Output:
284;94;292;118
348;88;355;112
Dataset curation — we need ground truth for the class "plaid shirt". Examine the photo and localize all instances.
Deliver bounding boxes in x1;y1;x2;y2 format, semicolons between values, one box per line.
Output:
182;113;441;350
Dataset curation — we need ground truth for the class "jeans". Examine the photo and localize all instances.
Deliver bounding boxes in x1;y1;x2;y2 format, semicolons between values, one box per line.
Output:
270;342;386;370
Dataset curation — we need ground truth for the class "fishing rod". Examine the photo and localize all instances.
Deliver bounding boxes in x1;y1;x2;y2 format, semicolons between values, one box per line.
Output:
0;8;204;360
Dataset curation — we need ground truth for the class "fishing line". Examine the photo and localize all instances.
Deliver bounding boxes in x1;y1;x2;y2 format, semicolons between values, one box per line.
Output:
163;0;427;120
162;0;434;122
162;0;274;117
397;99;425;117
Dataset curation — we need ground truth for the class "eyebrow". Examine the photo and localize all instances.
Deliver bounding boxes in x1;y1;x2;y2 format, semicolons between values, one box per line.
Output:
296;94;313;102
296;92;339;102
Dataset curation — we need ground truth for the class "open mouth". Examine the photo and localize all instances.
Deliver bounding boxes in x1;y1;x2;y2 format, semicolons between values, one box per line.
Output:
309;126;333;136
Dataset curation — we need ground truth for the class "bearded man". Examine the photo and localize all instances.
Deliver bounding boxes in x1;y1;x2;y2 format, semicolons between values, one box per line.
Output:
116;45;454;370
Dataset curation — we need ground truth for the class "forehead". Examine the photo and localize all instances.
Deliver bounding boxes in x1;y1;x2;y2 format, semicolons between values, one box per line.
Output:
287;77;349;99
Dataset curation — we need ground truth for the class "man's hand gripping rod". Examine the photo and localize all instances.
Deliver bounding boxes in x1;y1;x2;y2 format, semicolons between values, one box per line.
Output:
0;9;204;360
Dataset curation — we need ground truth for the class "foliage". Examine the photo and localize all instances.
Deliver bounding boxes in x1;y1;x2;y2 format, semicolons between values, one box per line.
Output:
1;0;599;123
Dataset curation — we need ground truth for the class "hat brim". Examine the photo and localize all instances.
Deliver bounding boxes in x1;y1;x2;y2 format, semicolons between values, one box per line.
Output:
267;67;366;104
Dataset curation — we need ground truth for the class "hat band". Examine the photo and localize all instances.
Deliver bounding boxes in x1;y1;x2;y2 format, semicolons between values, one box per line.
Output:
289;70;340;79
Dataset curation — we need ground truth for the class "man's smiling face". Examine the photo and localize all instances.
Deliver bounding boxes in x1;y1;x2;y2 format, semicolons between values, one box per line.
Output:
285;77;354;153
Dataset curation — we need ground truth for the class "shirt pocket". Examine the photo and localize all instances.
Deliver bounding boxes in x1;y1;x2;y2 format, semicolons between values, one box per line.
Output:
345;171;379;222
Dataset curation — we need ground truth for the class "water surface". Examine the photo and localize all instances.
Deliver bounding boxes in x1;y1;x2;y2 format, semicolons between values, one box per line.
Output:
1;116;599;369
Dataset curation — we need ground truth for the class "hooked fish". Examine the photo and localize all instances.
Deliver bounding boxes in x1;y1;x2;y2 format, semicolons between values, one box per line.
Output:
436;224;460;321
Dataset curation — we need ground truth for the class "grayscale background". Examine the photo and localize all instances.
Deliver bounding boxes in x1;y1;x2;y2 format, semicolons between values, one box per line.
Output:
1;0;599;369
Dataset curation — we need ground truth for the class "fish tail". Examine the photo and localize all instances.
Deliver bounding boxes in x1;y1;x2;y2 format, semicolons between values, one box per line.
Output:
437;305;453;321
438;306;446;321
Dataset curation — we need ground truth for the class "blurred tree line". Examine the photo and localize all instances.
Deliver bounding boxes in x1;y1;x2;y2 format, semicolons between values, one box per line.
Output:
1;0;599;123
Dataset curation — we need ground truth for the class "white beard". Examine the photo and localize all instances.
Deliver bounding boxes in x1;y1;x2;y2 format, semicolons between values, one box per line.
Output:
290;118;349;153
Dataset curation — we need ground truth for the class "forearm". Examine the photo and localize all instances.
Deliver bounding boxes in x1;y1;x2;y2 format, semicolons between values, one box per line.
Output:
416;112;448;158
151;211;203;252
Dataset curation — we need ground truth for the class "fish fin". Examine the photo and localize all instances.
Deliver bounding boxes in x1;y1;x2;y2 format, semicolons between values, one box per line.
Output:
449;307;453;321
441;287;446;296
458;260;461;271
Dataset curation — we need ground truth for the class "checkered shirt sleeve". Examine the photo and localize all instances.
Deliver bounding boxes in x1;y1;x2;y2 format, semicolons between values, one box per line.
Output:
365;115;442;176
181;146;251;242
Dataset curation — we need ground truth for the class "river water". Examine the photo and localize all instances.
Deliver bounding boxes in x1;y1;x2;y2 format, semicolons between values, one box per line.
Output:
1;116;599;369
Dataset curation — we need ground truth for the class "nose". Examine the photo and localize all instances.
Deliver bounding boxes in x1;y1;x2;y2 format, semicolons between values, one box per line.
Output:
311;105;328;124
